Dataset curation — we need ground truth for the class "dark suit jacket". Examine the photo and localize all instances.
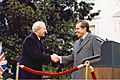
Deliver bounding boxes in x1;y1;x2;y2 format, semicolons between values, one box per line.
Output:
61;33;101;79
19;33;51;79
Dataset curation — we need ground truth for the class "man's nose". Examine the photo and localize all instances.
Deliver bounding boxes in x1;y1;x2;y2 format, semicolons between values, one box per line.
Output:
45;30;48;34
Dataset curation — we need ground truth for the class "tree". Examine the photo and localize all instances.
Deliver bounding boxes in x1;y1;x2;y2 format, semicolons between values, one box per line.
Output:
32;0;100;58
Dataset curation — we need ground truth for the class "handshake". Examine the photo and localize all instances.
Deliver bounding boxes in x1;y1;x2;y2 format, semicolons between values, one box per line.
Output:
51;54;61;63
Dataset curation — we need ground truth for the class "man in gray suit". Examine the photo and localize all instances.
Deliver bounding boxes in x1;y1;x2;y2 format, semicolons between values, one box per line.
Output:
58;20;102;79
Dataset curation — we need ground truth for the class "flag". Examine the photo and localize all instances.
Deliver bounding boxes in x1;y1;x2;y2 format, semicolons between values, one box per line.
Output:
0;42;7;74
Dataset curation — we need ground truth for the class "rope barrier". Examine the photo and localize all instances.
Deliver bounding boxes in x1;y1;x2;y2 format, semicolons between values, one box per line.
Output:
18;61;97;79
89;66;97;80
19;64;84;77
91;72;97;80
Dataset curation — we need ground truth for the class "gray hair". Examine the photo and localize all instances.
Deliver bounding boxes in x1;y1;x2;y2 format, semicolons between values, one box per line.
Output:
32;21;45;32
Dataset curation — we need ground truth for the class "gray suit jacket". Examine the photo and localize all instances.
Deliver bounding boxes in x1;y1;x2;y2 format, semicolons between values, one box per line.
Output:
61;33;101;79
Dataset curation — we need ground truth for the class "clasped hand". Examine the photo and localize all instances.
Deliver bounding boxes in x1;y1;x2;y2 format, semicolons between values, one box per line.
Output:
51;54;60;63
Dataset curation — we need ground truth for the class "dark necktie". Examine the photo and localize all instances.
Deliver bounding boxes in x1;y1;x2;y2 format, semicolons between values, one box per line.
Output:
79;38;83;45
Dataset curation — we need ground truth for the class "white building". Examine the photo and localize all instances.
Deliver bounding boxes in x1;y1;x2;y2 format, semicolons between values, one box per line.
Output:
89;0;120;43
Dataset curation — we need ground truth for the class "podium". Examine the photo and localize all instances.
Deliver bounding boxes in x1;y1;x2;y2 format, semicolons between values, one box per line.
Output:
82;41;120;79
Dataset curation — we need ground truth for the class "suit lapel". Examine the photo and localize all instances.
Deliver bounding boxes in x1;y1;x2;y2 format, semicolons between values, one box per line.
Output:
75;40;81;53
76;33;91;54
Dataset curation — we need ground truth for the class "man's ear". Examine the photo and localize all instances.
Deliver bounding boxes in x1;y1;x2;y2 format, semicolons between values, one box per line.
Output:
83;27;87;31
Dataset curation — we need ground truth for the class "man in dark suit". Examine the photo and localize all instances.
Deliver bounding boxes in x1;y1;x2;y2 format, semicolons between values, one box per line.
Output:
19;21;59;79
58;20;102;79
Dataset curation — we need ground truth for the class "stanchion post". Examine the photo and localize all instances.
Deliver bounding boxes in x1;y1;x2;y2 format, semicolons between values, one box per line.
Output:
85;61;90;80
16;63;20;80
